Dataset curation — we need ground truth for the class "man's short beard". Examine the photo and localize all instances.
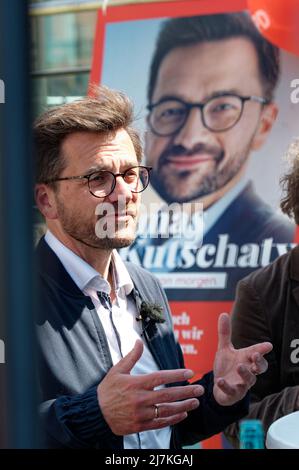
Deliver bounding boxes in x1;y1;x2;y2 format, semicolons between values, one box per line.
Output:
55;198;136;250
150;149;250;204
90;236;135;250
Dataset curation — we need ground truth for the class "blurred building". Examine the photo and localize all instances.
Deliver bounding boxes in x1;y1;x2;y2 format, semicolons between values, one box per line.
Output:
30;0;99;117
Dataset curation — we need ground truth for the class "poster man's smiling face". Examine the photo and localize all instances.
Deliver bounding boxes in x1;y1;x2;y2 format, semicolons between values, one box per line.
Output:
145;37;277;207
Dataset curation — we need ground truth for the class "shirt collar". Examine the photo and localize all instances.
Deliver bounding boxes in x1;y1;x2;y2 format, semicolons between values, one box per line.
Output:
109;249;134;296
44;230;134;296
203;176;249;235
139;176;249;247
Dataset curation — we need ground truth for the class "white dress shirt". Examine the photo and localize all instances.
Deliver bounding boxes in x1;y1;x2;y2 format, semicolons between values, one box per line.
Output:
45;230;171;449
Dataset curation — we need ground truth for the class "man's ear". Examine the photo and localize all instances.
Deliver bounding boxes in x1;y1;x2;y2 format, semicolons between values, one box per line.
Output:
251;102;278;151
35;184;58;220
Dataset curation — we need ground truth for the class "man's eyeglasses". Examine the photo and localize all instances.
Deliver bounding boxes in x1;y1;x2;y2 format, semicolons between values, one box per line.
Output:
43;165;152;198
147;93;269;136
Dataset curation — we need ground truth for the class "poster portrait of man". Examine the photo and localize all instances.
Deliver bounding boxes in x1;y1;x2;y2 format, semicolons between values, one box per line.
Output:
90;0;298;383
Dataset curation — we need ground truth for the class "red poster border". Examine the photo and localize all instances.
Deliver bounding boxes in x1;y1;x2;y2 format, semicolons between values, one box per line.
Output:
90;0;248;86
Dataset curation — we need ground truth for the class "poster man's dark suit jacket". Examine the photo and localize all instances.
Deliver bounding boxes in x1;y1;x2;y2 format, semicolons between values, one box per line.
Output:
36;237;248;449
127;182;295;302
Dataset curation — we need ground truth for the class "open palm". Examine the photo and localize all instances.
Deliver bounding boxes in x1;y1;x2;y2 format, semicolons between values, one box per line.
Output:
213;313;272;406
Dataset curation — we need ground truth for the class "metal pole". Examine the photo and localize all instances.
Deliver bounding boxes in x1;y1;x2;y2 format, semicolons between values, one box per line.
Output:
0;1;38;448
0;3;8;451
0;150;8;448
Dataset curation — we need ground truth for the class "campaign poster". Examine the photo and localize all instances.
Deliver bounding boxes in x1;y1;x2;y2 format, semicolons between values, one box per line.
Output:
90;0;299;447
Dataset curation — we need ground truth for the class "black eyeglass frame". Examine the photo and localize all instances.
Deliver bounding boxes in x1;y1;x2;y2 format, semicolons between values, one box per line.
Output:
42;165;152;198
147;93;269;136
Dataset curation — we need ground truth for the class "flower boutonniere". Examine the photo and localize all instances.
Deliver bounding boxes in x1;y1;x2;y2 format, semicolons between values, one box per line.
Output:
132;288;165;333
136;300;165;324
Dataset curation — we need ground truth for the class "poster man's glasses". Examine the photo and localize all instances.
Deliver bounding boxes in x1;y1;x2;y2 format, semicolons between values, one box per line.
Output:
147;93;269;136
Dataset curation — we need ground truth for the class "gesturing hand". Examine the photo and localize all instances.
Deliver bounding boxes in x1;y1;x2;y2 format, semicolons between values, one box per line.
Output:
97;340;203;435
213;313;273;406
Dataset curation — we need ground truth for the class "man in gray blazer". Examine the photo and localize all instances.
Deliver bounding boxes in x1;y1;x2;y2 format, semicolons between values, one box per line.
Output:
34;85;272;449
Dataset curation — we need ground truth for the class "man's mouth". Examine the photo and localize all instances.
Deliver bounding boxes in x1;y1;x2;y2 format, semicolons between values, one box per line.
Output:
103;212;134;218
164;153;215;169
101;208;136;219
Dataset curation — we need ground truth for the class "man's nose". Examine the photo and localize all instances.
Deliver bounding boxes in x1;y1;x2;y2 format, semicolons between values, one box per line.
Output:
106;175;133;203
173;107;211;149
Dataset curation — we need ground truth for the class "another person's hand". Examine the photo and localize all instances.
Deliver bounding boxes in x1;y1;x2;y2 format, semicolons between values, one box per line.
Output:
213;313;273;406
97;340;203;435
